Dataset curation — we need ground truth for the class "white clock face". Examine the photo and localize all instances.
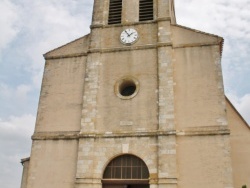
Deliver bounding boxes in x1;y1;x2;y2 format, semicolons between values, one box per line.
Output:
120;28;139;45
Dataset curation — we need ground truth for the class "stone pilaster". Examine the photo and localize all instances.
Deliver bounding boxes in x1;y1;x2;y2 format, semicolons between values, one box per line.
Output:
80;52;102;133
157;14;177;186
157;136;177;188
212;45;228;126
91;0;109;26
157;46;175;131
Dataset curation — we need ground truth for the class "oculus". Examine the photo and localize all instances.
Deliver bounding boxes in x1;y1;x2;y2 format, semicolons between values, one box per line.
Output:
115;77;140;99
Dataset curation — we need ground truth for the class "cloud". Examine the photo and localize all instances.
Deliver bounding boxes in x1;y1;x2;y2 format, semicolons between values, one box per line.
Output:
0;83;37;117
17;0;92;71
175;0;250;40
0;0;20;53
0;114;35;140
16;84;32;101
0;114;35;188
0;82;12;99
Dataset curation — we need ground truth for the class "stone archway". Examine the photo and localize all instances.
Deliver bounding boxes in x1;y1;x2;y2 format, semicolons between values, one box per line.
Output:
102;154;149;188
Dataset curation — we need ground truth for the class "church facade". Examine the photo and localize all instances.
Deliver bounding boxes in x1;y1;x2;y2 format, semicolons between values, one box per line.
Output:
21;0;250;188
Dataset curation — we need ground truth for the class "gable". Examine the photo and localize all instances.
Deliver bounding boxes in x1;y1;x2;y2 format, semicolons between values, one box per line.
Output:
172;24;223;50
226;97;250;187
44;34;90;59
226;97;250;133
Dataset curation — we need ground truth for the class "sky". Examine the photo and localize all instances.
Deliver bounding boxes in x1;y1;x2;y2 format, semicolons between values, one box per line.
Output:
0;0;249;187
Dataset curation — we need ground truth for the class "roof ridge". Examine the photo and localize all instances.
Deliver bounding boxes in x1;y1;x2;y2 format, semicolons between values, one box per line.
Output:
173;23;221;38
172;23;224;55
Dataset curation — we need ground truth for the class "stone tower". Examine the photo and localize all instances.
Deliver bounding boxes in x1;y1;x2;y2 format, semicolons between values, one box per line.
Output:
21;0;250;188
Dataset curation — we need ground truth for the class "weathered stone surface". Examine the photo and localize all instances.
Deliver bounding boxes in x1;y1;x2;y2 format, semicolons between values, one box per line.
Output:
21;1;250;188
35;57;86;133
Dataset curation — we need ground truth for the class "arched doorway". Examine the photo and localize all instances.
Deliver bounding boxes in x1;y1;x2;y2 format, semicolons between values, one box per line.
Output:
102;154;150;188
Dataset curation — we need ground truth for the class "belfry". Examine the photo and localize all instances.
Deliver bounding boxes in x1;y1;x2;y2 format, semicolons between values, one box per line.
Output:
21;0;250;188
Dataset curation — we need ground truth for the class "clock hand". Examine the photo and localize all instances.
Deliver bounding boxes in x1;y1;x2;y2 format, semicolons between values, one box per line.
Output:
125;30;130;36
128;32;134;36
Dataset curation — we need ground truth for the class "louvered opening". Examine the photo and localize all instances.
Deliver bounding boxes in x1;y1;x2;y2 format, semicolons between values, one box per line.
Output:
108;0;122;25
139;0;154;22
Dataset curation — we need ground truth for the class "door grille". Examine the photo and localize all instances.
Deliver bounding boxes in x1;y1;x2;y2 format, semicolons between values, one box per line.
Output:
103;155;149;179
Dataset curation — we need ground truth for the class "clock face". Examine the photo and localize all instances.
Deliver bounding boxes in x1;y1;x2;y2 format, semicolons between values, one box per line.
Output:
120;28;139;45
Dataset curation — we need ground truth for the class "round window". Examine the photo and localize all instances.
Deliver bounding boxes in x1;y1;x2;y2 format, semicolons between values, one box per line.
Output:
115;77;139;99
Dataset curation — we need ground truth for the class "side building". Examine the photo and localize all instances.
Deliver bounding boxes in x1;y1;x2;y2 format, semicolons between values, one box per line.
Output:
21;0;250;188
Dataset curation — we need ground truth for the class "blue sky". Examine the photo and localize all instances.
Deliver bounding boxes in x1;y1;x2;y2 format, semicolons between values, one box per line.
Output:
0;0;249;187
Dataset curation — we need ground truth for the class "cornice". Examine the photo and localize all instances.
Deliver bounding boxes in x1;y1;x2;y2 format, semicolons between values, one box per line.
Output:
44;41;222;60
88;43;172;53
44;52;88;60
90;17;171;29
32;126;230;141
173;42;222;49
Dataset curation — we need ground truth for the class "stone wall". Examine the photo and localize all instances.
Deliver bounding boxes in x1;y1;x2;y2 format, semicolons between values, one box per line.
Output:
26;140;78;188
227;99;250;187
35;57;86;133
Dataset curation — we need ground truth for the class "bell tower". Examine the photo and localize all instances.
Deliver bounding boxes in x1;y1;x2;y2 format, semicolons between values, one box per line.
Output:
76;0;178;187
91;0;176;26
22;0;242;188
